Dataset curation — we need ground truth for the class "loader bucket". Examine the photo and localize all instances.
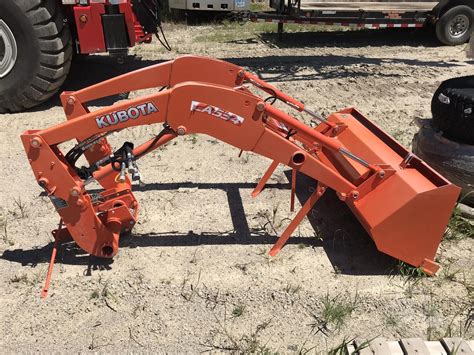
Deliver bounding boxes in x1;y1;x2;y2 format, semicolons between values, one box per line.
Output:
325;108;461;275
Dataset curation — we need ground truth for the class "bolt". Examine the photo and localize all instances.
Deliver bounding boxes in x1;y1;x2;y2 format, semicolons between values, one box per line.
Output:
31;138;42;148
176;126;186;136
79;14;88;23
379;170;385;179
238;70;245;78
67;96;75;106
38;178;49;188
256;102;265;112
70;187;81;197
352;191;359;199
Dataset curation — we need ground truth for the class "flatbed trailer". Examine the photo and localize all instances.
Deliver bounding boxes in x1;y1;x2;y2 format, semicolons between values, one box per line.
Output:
247;0;473;45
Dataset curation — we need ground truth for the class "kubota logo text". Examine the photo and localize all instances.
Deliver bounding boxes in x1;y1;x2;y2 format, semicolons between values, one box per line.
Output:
96;102;158;129
190;101;244;126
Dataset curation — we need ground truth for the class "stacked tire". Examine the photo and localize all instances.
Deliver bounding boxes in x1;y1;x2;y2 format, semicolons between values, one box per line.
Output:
0;0;72;113
412;76;474;206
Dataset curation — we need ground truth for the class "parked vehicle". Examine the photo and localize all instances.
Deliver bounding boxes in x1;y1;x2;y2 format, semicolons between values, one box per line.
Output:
168;0;250;13
250;0;473;45
0;0;163;113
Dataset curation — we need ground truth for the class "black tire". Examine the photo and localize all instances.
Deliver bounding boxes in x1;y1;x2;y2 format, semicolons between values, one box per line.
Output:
431;75;474;145
412;120;474;206
436;5;473;46
0;0;72;113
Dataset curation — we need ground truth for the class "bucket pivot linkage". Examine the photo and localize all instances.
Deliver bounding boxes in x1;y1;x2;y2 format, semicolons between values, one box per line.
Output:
20;56;460;297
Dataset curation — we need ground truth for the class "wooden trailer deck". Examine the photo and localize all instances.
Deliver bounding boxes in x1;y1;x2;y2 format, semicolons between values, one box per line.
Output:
346;337;474;354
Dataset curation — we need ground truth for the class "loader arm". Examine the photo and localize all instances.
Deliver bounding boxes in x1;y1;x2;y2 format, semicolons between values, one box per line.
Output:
60;55;318;190
21;56;460;297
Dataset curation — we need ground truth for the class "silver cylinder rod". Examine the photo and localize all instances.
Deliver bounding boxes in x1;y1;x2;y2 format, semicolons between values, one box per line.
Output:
339;148;371;168
303;107;328;123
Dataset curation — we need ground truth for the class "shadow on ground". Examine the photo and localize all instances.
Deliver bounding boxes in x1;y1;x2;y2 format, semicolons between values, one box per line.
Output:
2;172;396;276
26;44;465;111
256;27;442;48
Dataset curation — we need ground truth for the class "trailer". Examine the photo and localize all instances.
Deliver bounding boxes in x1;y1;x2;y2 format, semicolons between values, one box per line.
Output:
248;0;473;45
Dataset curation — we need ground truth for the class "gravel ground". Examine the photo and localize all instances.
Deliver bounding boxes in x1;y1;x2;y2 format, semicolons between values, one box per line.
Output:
0;22;473;352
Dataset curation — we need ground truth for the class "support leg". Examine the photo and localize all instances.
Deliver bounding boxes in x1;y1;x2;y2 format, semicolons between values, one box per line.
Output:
290;168;296;212
41;221;65;299
269;184;326;256
251;160;279;198
41;237;60;299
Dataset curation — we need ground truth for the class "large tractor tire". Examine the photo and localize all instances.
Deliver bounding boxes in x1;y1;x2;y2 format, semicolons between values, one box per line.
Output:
412;120;474;206
0;0;72;113
431;75;474;145
435;5;473;46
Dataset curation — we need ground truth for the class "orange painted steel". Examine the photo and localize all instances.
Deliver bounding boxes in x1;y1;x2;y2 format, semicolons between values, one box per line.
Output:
270;184;327;257
252;160;279;198
21;56;460;294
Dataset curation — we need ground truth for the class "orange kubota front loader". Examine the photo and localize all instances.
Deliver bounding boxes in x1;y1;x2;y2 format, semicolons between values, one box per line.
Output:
20;56;460;297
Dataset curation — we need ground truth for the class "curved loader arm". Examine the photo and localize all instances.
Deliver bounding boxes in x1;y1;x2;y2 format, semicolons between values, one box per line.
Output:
61;55;316;120
22;78;363;259
58;55;321;190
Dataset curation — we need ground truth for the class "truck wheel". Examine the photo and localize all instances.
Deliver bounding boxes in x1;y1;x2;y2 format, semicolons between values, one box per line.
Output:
412;120;474;207
431;75;474;145
0;0;72;113
436;5;473;46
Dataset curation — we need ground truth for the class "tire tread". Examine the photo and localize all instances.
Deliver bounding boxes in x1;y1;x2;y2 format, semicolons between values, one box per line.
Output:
0;0;72;112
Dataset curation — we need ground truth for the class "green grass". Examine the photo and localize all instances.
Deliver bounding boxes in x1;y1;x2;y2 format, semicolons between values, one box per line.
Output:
232;305;245;317
439;264;461;282
193;20;343;43
283;284;301;295
444;206;473;241
327;337;372;355
383;312;402;330
10;274;28;284
249;0;271;12
310;292;359;334
393;261;427;280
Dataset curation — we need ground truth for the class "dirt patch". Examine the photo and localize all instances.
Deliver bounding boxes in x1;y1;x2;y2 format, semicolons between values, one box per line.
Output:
0;22;473;352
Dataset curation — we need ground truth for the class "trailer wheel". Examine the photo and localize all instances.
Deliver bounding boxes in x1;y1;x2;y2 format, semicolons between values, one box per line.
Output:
436;5;473;46
412;120;474;206
0;0;72;113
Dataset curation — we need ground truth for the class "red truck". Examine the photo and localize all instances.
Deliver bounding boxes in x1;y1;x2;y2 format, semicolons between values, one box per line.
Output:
0;0;162;113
